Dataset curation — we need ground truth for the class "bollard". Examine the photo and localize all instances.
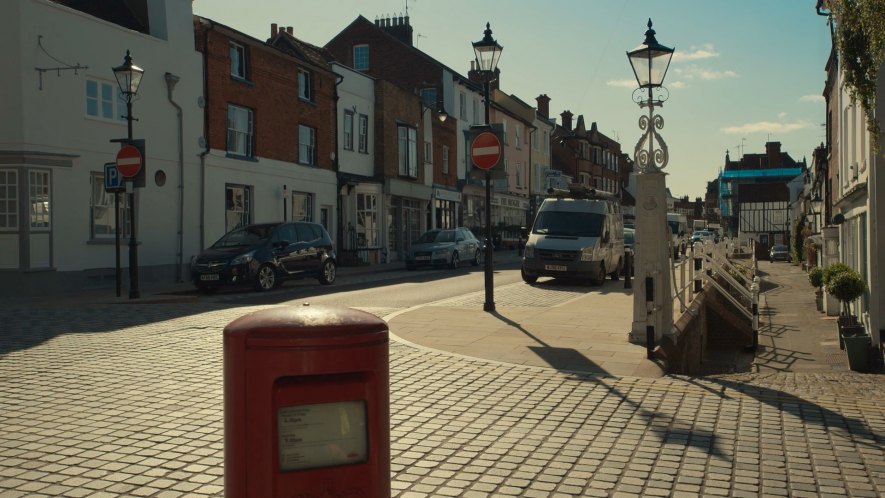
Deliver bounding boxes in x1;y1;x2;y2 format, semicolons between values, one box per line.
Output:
624;251;632;289
224;305;391;498
693;249;703;293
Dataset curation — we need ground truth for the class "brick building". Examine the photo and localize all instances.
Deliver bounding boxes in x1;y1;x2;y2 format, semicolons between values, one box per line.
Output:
326;15;466;258
718;142;806;251
194;18;338;246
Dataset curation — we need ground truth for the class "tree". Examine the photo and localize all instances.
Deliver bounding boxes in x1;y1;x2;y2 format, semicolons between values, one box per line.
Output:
822;0;885;152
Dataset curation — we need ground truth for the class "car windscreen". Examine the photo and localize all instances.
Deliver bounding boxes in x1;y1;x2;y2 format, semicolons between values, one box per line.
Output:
415;230;455;244
212;225;274;248
532;211;604;237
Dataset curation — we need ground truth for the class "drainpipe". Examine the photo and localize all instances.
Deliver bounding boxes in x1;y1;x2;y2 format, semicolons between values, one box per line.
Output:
164;72;183;282
197;18;215;251
333;71;344;252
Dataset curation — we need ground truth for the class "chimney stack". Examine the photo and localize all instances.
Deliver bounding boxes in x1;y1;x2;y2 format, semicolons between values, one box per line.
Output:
378;13;413;46
286;26;293;36
536;94;550;119
271;23;277;38
765;141;782;168
560;110;573;132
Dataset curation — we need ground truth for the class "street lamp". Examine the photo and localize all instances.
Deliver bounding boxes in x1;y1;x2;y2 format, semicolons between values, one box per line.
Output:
626;19;675;350
627;18;674;173
473;22;502;313
113;50;144;299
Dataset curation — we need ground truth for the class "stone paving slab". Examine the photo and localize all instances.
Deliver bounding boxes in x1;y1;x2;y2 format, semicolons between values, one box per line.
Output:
1;299;884;497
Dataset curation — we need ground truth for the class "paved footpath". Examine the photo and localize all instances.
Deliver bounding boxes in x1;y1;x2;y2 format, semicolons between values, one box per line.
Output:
1;269;884;496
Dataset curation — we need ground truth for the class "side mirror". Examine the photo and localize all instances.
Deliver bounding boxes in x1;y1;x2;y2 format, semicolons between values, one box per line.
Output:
603;231;610;243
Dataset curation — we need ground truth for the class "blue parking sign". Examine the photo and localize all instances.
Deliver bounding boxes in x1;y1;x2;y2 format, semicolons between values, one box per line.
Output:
104;162;124;192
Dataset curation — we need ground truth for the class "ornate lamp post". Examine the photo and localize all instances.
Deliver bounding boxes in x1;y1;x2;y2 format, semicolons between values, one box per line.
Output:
626;20;675;348
113;50;145;299
473;22;502;313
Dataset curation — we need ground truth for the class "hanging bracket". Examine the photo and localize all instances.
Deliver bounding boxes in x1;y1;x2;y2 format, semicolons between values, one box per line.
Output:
34;35;88;90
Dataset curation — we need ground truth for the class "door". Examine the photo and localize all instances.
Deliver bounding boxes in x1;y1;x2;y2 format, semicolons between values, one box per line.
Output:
273;223;301;274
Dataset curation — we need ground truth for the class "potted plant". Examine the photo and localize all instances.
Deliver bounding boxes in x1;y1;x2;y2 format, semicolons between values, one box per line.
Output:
825;269;869;371
823;262;855;327
808;266;824;311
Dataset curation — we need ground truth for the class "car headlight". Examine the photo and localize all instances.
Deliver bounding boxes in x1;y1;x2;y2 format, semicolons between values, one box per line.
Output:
231;251;254;265
524;245;534;258
580;247;595;261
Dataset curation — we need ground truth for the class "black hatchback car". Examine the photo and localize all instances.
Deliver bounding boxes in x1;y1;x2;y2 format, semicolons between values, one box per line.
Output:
191;222;336;292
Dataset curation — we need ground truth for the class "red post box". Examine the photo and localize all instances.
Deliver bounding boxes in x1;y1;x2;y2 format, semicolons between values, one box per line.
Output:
224;304;390;497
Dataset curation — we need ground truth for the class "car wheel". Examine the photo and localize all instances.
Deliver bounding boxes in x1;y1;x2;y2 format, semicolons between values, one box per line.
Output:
450;252;460;269
255;264;276;291
591;263;606;286
610;258;622;281
472;250;481;266
521;267;538;284
318;259;336;285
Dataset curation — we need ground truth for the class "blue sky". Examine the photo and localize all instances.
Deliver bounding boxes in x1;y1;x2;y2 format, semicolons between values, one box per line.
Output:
192;0;832;199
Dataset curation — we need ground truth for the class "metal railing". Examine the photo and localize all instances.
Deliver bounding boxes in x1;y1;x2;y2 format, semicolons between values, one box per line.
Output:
671;239;760;349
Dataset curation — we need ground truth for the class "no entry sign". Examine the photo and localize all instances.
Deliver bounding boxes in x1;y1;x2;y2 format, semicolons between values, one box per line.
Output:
116;145;142;178
471;131;502;170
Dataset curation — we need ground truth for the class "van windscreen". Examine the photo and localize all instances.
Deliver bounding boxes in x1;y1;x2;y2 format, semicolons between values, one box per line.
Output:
532;212;604;237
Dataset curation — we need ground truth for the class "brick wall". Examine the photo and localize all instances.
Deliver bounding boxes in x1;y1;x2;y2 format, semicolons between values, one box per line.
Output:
196;22;335;171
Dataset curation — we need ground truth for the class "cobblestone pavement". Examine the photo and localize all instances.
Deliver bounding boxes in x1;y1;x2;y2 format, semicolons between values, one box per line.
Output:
1;301;884;497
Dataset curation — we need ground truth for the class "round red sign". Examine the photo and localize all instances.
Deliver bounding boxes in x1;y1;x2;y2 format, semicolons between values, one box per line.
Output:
116;145;142;178
471;131;502;170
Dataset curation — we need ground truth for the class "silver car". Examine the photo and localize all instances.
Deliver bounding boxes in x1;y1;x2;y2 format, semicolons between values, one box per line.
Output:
405;228;482;270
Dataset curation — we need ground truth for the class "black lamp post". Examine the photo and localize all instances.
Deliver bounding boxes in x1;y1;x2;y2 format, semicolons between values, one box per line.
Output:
113;50;145;299
473;22;502;313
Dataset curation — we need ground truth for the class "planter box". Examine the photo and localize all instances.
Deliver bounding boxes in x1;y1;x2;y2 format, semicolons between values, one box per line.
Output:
843;333;871;372
839;324;866;350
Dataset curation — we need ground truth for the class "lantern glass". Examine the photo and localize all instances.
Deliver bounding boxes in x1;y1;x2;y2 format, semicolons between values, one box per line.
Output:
113;50;145;96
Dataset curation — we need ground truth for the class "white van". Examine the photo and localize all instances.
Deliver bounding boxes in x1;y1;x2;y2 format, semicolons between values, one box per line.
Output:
521;185;625;285
667;212;689;258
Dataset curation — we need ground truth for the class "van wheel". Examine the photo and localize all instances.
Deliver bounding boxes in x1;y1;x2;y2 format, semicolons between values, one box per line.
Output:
521;267;538;284
610;258;622;281
591;264;606;286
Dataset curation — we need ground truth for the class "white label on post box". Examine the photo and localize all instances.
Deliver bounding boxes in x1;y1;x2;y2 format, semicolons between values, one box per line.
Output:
278;401;368;471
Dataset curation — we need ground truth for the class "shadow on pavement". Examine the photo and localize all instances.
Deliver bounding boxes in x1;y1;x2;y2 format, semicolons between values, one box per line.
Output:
489;310;607;375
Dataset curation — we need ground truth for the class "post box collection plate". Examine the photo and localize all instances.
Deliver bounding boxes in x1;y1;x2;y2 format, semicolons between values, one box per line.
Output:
278;400;368;471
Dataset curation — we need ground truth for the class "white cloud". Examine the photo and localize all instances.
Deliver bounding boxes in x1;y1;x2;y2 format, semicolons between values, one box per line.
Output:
721;121;812;134
800;94;825;103
606;79;639;88
672;44;719;62
778;112;788;119
669;81;687;89
675;65;738;81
